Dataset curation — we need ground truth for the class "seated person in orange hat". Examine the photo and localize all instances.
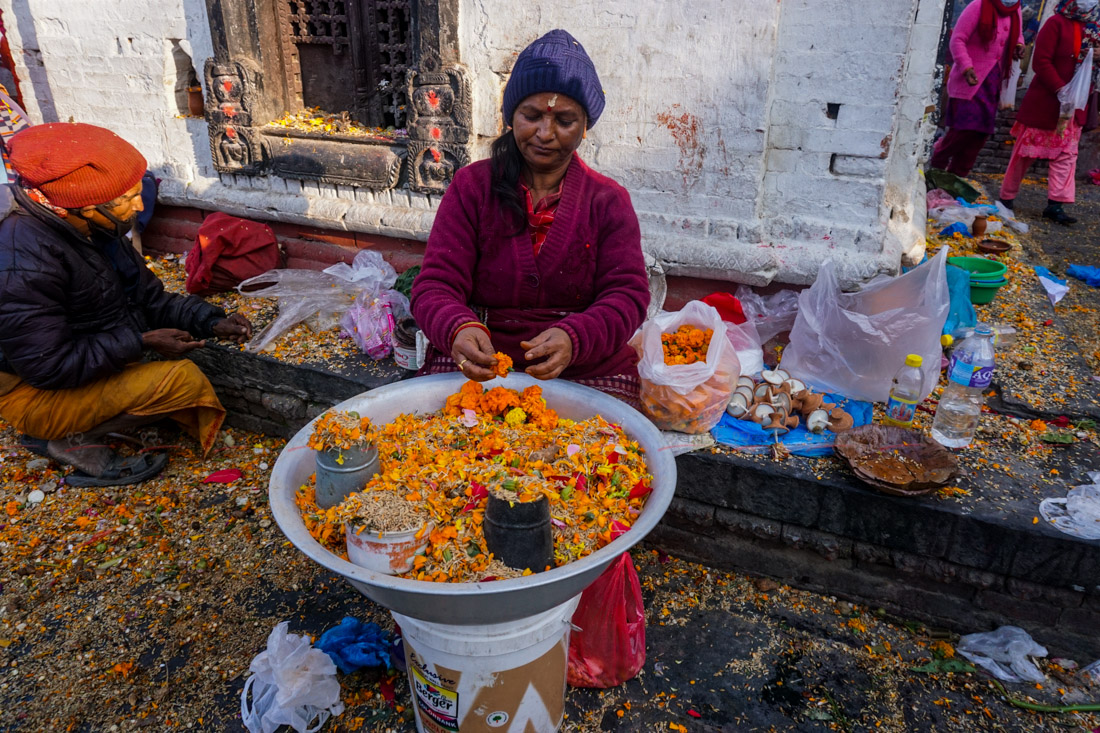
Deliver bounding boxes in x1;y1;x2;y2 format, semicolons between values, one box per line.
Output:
0;122;253;487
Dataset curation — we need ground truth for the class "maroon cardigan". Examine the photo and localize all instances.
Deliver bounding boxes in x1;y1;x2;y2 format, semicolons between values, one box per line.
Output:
411;154;650;381
1017;13;1089;131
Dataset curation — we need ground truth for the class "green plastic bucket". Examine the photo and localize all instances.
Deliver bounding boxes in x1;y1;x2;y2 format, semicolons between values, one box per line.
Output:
970;277;1007;305
948;256;1008;282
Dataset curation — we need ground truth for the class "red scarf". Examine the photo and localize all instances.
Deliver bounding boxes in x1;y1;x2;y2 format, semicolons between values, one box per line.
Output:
978;0;1022;76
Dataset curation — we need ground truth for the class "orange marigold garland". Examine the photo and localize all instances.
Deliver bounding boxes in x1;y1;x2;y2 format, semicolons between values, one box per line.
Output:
297;381;652;583
662;325;713;365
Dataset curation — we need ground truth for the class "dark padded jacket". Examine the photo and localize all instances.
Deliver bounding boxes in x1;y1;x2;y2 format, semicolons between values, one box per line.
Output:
0;186;225;390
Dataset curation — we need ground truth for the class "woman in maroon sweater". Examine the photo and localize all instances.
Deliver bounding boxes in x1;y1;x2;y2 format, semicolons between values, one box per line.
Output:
998;0;1099;225
411;30;650;405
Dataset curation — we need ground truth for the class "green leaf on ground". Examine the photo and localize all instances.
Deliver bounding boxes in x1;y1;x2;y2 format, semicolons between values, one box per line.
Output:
911;658;976;675
1040;431;1076;444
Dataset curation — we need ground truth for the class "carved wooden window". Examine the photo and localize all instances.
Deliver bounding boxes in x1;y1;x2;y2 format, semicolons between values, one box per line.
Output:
203;0;469;193
276;0;411;129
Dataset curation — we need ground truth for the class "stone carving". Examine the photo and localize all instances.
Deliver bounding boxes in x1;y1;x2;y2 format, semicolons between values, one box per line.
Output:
406;66;471;145
204;58;267;174
407;140;468;194
405;65;471;191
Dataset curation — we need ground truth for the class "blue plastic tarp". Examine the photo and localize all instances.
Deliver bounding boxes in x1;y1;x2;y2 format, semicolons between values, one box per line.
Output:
710;393;873;457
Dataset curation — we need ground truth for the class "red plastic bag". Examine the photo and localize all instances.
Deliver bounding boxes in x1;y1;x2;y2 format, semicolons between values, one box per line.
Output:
185;212;282;295
567;553;645;688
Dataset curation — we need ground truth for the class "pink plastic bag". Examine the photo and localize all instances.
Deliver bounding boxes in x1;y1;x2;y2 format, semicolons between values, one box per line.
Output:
567;553;645;688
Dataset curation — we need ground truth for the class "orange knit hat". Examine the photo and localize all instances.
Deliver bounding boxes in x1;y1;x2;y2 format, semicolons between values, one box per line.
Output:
8;122;147;208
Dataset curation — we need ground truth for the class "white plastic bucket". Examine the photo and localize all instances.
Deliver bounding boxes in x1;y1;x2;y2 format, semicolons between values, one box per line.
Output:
393;595;580;733
345;522;432;575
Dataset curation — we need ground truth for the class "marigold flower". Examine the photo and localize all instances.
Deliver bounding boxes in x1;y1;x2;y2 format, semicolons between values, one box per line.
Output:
492;352;513;377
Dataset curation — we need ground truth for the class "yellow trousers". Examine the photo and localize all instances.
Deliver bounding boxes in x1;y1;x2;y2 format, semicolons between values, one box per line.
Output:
0;360;225;455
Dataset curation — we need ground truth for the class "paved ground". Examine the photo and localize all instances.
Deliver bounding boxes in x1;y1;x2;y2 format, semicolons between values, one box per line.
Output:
4;178;1100;731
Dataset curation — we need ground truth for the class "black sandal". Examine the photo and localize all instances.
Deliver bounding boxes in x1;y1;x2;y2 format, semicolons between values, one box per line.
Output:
65;453;169;488
19;434;50;457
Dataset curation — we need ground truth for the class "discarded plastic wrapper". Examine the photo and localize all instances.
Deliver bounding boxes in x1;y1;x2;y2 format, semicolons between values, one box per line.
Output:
1083;659;1100;685
956;626;1048;683
241;621;344;733
994;200;1029;234
1039;471;1100;539
1034;266;1069;306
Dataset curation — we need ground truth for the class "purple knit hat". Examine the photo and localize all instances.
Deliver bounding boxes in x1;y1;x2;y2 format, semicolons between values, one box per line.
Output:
502;29;605;129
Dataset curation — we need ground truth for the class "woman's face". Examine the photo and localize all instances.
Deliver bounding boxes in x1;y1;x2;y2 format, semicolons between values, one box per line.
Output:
511;92;586;175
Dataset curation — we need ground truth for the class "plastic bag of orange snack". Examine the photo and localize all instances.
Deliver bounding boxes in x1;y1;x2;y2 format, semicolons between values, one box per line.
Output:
629;301;739;433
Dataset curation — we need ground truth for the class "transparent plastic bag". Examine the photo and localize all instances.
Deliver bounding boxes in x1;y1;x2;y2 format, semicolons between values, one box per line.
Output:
735;286;800;344
241;622;345;733
238;250;397;354
781;248;949;403
1000;60;1022;110
630;301;739;434
1039;471;1100;539
957;626;1048;683
341;290;410;360
1058;48;1093;117
726;320;764;377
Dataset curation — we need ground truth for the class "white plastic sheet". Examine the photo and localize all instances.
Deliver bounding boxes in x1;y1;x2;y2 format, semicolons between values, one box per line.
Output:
957;626;1048;683
241;622;345;733
1039;471;1100;539
781;248;950;403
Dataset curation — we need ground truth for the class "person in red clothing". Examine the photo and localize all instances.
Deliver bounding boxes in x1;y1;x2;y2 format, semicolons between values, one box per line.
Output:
411;29;650;407
998;0;1100;225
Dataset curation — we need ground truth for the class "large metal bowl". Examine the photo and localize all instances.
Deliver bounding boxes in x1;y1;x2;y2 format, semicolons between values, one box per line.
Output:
269;372;677;625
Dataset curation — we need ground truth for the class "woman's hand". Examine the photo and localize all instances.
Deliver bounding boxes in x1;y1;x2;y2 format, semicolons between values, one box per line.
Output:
142;329;205;358
452;328;497;382
964;67;980;86
212;313;253;344
1014;43;1026;61
521;327;573;380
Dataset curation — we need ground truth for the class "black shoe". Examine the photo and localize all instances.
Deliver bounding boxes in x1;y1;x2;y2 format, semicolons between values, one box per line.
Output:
998;198;1015;211
1042;203;1077;225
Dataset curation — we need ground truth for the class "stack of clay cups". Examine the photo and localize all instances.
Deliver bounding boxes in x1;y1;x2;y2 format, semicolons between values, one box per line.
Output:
726;369;854;435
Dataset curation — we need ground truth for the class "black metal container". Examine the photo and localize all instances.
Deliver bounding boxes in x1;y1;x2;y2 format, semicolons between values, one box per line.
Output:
483;493;553;573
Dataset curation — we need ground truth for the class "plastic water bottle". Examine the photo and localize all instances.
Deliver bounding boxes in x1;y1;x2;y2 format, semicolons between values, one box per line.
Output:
883;354;924;429
950;323;1016;348
931;325;995;448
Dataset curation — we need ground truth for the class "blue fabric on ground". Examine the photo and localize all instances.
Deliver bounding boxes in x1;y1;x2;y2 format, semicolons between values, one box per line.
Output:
939;222;970;238
710;393;873;457
1067;265;1100;287
944;264;978;336
316;617;391;674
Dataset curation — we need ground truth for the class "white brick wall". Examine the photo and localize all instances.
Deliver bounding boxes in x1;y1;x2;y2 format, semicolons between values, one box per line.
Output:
0;0;945;287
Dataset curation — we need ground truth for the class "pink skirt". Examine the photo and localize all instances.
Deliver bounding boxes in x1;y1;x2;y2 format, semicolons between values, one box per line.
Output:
1010;120;1082;160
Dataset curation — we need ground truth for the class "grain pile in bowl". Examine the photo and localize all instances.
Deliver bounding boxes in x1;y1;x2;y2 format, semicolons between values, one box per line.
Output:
295;380;653;582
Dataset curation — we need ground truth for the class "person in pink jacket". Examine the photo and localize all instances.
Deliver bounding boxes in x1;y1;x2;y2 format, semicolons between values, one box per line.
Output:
930;0;1024;177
